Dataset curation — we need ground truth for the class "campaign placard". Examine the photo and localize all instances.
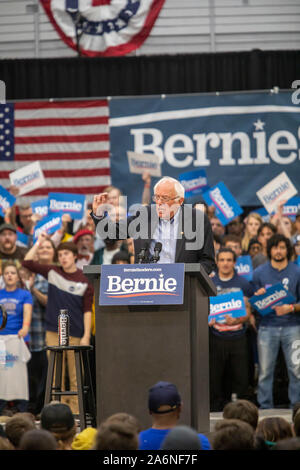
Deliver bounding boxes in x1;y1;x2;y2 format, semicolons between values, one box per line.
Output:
202;182;243;226
249;283;296;315
127;151;162;177
33;213;62;241
48;192;85;220
282;196;300;220
99;263;185;306
256;172;298;214
31;198;49;218
255;207;270;222
16;230;29;248
235;255;253;281
9;161;46;196
179;169;209;198
208;290;247;323
0;185;16;218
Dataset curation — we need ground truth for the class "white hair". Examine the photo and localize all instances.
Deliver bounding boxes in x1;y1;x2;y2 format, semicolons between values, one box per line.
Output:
154;177;185;198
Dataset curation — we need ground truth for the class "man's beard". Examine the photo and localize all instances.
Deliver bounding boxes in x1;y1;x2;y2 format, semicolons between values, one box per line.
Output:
1;242;14;253
272;255;285;263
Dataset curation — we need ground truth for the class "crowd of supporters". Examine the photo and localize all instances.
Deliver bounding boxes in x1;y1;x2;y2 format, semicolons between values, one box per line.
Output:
0;173;300;450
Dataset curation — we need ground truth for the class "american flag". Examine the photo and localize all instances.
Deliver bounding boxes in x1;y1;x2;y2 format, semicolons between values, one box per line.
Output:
0;99;111;203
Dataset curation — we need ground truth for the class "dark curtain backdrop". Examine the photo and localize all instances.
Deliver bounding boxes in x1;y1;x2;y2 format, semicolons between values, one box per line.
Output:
1;49;300;100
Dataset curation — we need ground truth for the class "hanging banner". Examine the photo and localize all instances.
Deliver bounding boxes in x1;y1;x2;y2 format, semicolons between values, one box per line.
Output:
109;91;300;207
40;0;166;57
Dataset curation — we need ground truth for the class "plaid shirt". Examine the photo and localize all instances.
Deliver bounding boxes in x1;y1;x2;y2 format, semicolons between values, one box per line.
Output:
28;274;48;352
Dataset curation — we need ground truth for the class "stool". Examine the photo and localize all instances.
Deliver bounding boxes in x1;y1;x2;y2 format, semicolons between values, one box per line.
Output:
44;345;96;431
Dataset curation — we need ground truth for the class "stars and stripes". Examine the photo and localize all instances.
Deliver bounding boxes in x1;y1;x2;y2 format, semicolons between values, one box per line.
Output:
0;99;111;203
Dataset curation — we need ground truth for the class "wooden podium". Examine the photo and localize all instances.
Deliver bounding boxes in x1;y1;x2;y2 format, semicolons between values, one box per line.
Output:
84;263;216;433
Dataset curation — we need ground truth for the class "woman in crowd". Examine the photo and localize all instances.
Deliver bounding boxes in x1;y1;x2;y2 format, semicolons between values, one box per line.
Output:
0;261;32;414
241;212;263;252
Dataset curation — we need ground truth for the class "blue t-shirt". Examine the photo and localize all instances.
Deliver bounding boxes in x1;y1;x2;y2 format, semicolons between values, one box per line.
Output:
0;288;33;336
252;261;300;327
211;270;254;338
138;427;211;450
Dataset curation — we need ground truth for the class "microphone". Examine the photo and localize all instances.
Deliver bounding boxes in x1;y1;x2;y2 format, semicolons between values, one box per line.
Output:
137;247;149;264
152;242;162;263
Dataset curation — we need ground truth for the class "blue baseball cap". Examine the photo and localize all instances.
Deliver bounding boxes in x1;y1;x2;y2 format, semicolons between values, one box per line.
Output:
148;381;181;414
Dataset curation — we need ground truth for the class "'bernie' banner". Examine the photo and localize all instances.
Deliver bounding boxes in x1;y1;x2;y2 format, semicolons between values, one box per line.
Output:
109;91;300;207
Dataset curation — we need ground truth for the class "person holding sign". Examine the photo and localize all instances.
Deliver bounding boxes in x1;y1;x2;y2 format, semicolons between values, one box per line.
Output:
0;261;33;415
91;177;216;274
252;233;300;409
209;247;254;412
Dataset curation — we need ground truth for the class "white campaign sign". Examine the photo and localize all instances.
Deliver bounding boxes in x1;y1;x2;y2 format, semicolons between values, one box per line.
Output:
9;161;46;196
256;171;298;214
127;151;162;177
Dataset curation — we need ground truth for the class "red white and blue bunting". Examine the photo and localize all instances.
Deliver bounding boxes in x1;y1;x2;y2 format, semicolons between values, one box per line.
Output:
40;0;166;57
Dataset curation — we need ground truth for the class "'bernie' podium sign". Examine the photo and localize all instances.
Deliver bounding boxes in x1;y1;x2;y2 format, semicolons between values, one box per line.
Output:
99;263;185;306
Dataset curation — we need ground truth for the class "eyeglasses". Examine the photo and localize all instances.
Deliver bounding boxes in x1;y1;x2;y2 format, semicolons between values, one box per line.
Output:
152;195;180;203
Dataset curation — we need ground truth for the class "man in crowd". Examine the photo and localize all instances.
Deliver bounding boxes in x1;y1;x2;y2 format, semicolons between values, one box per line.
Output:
222;234;243;258
209;247;254;411
210;216;225;240
73;229;95;270
226;216;244;238
0;223;28;288
138;381;211;450
22;233;94;414
252;233;300;409
17;204;35;236
252;222;277;269
91;176;216;274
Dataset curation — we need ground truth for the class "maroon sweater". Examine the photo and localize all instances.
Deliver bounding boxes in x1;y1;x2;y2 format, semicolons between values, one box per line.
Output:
22;260;94;338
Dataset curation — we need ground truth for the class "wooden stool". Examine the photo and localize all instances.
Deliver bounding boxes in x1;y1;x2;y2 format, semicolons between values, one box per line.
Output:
44;345;96;430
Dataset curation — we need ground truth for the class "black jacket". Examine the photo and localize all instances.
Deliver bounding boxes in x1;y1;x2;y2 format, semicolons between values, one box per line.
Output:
91;205;216;274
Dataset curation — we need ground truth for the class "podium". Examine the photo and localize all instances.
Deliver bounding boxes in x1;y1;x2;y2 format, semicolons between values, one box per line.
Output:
84;263;216;433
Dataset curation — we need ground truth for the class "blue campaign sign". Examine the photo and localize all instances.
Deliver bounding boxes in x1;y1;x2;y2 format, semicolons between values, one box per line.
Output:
109;91;300;208
179;169;209;198
16;230;29;248
249;283;296;316
235;255;253;281
99;263;185;306
31;198;49;218
0;185;16;218
209;290;246;323
255;197;300;222
33;213;62;241
255;207;270;222
202;182;243;225
282;196;300;220
48;192;85;220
